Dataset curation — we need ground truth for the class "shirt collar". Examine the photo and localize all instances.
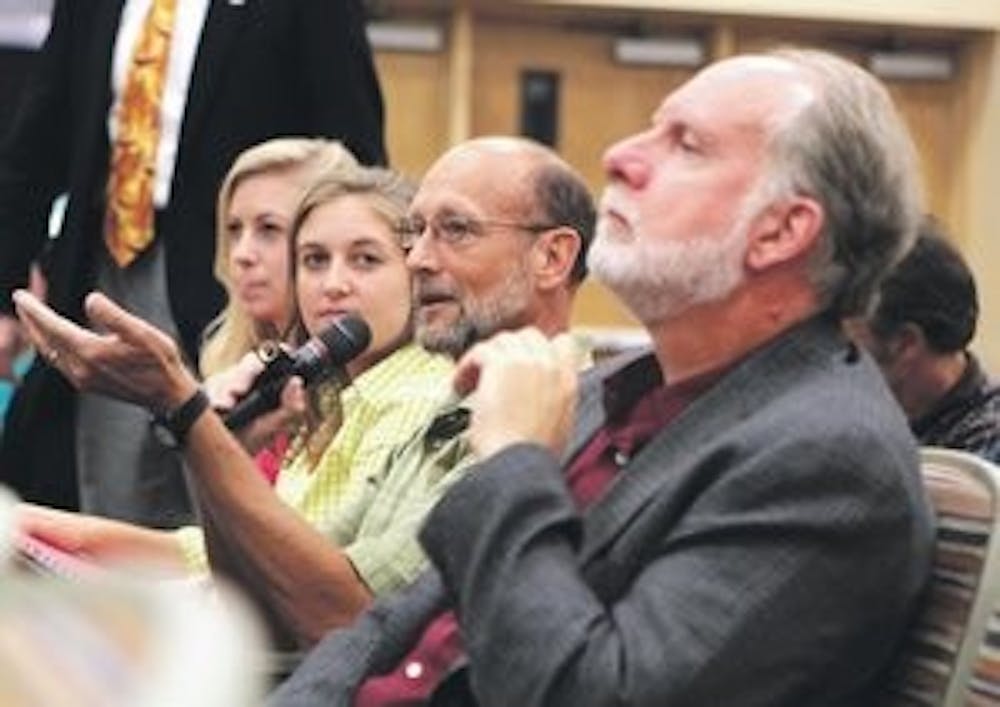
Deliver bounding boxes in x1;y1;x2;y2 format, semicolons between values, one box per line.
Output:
912;351;988;437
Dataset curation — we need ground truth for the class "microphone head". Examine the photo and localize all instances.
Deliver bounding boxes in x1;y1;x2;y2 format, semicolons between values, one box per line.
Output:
223;315;371;431
318;315;371;361
292;315;372;384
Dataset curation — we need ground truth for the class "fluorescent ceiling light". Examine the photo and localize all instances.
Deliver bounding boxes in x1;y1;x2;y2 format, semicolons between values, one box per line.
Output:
613;36;704;67
366;21;443;53
868;50;955;81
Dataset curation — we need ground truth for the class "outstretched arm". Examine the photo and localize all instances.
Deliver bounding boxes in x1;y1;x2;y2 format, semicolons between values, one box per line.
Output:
13;290;373;646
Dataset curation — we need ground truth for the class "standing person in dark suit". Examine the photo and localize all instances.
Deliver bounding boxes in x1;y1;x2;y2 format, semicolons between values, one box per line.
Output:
0;0;385;526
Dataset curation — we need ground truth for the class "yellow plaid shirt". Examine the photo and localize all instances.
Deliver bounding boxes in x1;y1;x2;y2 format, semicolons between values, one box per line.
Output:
175;343;453;573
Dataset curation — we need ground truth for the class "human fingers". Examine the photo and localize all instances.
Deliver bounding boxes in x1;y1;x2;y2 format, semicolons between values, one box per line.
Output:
84;291;175;351
13;289;97;364
204;352;266;409
278;375;307;416
239;377;306;453
84;290;196;408
452;328;555;391
456;329;577;458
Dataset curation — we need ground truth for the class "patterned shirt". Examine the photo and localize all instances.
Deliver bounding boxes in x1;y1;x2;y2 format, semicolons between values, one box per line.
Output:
331;399;478;594
912;353;1000;464
174;343;453;579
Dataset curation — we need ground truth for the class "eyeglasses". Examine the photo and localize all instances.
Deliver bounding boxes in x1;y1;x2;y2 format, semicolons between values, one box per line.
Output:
396;213;558;251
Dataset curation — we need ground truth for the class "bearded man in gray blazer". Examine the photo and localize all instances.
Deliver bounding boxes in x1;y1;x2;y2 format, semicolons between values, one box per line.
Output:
266;46;934;706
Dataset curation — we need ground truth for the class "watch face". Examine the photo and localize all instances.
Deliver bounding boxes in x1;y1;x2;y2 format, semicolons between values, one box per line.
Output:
148;389;210;449
149;416;179;449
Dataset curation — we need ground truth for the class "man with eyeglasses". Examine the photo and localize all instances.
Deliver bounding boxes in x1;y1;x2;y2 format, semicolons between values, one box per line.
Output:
263;49;932;706
12;136;596;648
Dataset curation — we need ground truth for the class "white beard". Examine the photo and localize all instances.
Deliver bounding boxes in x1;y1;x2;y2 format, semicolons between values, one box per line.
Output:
588;186;761;324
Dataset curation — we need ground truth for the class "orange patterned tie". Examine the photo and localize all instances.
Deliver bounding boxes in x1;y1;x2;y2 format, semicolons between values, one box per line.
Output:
104;0;178;267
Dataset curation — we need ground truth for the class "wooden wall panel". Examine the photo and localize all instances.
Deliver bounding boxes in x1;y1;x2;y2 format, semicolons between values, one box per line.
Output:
373;51;451;179
471;21;692;188
888;81;963;226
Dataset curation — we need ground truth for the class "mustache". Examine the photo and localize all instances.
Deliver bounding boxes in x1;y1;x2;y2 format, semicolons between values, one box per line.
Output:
413;277;458;302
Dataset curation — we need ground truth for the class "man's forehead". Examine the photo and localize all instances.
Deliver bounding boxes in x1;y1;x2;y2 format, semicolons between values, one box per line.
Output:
655;54;815;124
412;147;534;216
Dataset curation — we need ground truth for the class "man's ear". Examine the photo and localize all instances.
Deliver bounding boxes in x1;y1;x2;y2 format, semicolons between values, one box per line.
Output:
531;227;581;290
888;322;927;364
745;196;824;272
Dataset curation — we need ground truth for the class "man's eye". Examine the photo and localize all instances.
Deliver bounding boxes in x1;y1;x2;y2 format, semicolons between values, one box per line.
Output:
398;217;425;236
440;217;473;239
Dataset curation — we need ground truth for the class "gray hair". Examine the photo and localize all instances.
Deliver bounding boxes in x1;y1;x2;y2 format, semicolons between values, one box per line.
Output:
764;48;924;317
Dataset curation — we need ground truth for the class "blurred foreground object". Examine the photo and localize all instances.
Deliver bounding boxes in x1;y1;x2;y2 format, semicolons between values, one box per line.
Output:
0;546;267;706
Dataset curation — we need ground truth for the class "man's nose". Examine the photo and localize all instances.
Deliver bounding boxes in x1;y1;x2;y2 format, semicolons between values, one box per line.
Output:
603;133;653;189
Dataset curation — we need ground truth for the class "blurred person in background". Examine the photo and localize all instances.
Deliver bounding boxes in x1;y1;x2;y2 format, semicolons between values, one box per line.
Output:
0;262;45;434
846;218;1000;463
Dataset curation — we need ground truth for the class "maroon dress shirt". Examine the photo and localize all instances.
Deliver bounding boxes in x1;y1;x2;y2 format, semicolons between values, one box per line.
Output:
354;355;721;706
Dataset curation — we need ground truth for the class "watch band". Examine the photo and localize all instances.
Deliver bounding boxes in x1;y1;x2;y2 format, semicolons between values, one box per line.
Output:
156;387;210;448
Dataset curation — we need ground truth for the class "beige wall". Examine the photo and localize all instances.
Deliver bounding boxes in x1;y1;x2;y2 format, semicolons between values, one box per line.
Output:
373;2;1000;362
372;51;451;180
955;35;1000;367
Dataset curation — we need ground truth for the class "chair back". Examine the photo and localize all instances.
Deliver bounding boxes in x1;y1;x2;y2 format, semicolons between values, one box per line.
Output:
880;447;1000;706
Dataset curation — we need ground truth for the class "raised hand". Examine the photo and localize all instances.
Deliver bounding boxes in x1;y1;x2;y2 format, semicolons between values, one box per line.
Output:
453;328;581;460
13;289;197;413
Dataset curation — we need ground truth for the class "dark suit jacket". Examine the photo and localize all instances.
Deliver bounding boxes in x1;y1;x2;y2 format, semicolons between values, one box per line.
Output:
0;0;385;508
271;316;935;707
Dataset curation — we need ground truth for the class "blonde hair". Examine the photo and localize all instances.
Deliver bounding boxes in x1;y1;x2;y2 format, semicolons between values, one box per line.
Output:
199;138;359;376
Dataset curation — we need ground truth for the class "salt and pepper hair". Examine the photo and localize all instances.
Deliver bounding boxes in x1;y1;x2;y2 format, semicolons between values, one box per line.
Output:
531;162;596;285
764;48;925;317
199;138;359;376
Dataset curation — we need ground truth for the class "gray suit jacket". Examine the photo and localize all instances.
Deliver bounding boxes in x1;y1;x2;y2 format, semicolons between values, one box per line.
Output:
272;316;934;707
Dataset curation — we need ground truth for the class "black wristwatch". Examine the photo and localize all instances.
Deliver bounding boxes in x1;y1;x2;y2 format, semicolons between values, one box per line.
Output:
151;387;210;449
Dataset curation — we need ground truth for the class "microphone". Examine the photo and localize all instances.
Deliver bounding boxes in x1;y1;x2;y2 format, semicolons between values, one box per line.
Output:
223;315;371;430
